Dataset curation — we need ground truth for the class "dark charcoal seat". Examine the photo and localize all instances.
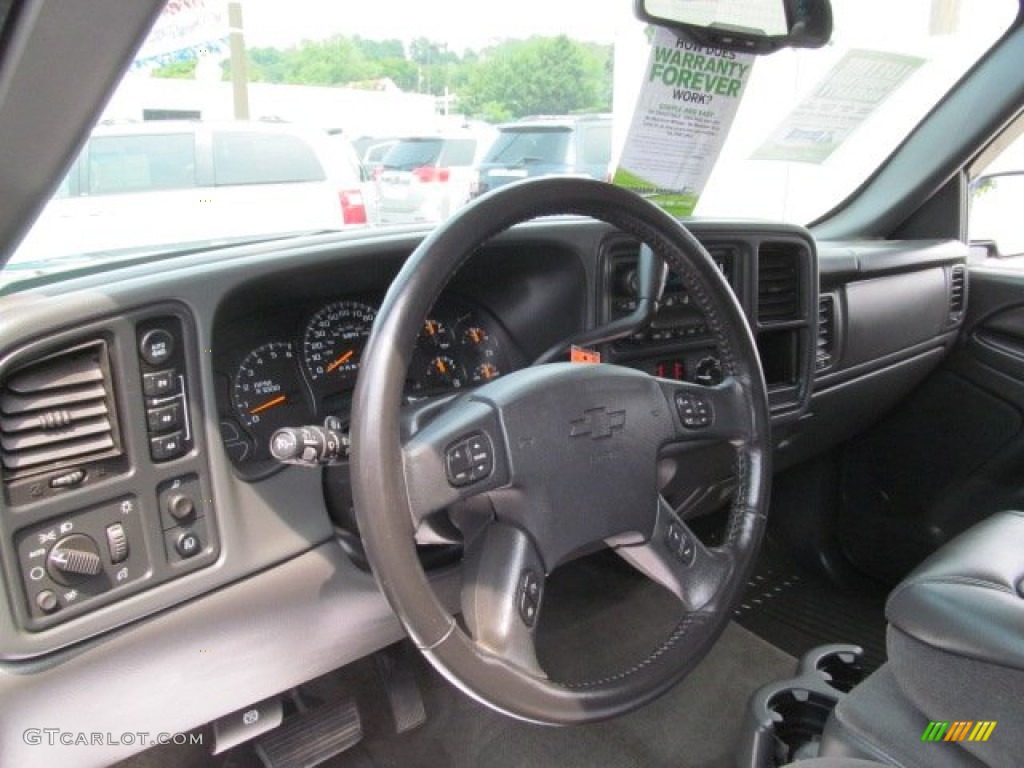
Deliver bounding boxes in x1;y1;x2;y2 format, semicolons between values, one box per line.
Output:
819;511;1024;768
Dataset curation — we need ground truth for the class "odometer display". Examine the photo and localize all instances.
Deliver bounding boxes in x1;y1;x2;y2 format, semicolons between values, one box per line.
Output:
303;300;377;390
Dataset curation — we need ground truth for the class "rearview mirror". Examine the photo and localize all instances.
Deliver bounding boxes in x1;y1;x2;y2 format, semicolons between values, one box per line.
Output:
634;0;832;54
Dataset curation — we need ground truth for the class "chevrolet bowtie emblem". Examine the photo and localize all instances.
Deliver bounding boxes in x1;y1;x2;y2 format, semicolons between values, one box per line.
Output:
570;407;626;439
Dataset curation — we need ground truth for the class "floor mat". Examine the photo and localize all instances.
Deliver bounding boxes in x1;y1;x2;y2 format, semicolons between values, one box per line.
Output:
732;539;888;671
327;551;796;768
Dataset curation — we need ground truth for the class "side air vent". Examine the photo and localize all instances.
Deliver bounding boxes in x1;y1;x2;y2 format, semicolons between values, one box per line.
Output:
0;341;120;479
949;265;966;323
758;243;802;323
816;295;836;372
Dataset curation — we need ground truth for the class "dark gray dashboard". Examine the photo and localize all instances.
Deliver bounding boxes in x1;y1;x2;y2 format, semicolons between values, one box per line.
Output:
0;218;968;767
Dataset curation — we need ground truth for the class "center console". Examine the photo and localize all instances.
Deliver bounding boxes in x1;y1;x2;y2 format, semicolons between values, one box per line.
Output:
599;223;817;422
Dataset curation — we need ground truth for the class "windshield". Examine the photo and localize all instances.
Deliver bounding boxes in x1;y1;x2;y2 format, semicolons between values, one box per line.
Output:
4;0;1018;282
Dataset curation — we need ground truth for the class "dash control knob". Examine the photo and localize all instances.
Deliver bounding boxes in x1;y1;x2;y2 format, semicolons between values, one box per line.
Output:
47;534;102;586
166;492;196;522
106;523;129;564
694;356;723;386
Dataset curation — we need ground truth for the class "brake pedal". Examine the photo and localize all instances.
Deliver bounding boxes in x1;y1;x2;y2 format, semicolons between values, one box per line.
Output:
375;643;427;734
254;696;362;768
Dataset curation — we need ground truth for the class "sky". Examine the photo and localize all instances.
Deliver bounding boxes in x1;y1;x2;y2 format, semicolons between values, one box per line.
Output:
236;0;634;51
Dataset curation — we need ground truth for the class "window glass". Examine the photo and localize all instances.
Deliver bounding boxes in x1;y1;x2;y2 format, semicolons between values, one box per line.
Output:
382;139;443;171
486;129;571;164
213;131;325;185
88;134;196;195
580;124;612;165
439;139;477;167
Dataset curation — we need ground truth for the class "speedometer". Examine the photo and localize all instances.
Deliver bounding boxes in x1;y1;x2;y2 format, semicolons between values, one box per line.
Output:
303;300;377;389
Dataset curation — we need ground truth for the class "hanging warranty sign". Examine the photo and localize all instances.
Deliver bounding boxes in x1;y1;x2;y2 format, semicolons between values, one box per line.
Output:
613;27;755;217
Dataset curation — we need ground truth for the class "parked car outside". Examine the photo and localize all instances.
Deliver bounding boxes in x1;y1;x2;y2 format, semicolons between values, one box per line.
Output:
471;114;613;197
357;137;399;178
12;120;375;265
377;129;496;225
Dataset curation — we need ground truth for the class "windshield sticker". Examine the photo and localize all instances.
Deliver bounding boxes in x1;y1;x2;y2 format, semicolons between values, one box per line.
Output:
613;28;754;217
752;49;925;164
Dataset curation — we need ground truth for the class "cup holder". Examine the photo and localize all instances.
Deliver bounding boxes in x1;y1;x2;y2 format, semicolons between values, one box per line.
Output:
798;644;867;694
768;688;838;764
737;644;867;768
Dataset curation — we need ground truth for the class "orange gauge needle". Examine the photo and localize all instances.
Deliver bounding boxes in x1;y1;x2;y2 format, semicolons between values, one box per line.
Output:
250;394;286;415
326;349;354;373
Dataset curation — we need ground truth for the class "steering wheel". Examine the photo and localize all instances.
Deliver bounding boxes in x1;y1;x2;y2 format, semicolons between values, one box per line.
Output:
350;177;771;724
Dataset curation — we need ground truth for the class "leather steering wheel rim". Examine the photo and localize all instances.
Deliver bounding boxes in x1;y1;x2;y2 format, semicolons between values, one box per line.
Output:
350;176;771;724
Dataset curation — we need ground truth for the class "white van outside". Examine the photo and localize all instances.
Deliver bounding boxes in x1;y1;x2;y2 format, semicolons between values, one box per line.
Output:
12;121;377;264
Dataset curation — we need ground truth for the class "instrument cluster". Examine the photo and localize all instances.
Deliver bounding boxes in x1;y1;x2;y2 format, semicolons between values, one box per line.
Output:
221;296;509;463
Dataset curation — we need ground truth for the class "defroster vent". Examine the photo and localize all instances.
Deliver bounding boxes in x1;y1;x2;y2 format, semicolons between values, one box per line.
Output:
1;341;120;479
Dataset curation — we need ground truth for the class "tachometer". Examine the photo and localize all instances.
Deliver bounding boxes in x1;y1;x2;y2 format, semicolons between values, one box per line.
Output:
233;342;307;439
303;300;377;389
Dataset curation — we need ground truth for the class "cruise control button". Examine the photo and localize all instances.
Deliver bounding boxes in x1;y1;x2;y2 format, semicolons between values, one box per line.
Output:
139;329;175;366
445;442;473;487
143;369;178;397
666;521;696;566
675;392;713;429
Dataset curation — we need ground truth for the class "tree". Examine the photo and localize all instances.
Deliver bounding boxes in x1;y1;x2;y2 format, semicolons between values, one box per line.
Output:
152;58;198;79
460;36;610;120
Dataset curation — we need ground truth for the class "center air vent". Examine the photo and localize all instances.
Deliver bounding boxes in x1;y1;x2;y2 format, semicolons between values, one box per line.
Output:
0;341;120;479
816;295;836;372
758;243;802;323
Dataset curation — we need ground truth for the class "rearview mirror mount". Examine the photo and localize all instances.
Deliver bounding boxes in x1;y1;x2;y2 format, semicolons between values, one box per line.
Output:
634;0;832;54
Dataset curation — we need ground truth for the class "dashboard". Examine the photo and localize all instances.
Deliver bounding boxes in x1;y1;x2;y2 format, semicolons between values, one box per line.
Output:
0;216;968;768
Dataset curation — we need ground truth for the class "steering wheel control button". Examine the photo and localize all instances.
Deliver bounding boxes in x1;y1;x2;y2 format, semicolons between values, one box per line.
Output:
175;531;202;559
445;442;474;486
446;433;494;487
146;402;182;433
105;523;129;564
142;369;178;397
150;431;186;461
675;392;713;429
665;522;696;566
35;590;59;614
139;328;175;366
517;570;542;627
466;434;494;481
47;533;103;586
